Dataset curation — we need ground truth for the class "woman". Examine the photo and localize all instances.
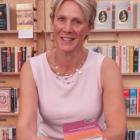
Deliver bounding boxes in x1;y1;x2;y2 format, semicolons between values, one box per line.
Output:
16;0;127;140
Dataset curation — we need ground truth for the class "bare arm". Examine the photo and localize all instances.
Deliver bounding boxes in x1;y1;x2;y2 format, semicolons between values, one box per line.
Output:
101;57;127;140
16;61;49;140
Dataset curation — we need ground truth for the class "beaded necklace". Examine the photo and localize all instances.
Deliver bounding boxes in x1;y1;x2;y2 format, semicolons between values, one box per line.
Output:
49;51;87;84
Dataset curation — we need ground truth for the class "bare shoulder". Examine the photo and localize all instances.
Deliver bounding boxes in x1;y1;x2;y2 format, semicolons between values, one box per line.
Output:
101;57;121;77
20;61;31;73
20;60;35;87
102;57;120;73
101;57;122;87
20;61;32;77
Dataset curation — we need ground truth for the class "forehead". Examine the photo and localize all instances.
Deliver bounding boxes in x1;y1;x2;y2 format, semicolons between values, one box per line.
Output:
56;0;85;20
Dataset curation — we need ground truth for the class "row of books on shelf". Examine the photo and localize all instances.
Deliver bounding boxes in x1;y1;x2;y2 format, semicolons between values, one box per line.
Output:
0;2;34;31
124;88;140;117
0;46;37;72
85;44;140;74
3;44;140;74
1;86;140;116
95;0;140;30
126;129;140;140
0;126;16;140
0;88;19;113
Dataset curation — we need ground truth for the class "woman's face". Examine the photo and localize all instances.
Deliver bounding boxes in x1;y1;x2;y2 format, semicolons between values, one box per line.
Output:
53;0;90;52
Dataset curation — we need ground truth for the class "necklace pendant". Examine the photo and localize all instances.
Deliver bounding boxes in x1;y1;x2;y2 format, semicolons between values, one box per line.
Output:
76;69;82;74
55;66;58;69
57;72;60;75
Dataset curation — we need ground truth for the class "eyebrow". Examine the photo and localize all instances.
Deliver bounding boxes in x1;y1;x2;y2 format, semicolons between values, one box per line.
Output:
56;14;84;21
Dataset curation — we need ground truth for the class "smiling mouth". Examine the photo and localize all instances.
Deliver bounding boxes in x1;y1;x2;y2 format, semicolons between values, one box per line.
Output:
61;37;75;41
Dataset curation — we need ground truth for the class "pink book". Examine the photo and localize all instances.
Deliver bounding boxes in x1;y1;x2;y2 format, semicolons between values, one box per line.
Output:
63;120;103;140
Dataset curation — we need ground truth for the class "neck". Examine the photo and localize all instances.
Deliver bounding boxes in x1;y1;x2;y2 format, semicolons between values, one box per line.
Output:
54;48;87;67
47;48;88;76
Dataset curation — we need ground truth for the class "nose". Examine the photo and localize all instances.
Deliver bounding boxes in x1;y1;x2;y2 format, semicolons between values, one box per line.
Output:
63;21;72;32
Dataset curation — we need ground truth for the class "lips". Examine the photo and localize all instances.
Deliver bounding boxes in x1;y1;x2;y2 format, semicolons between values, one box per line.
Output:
61;36;75;41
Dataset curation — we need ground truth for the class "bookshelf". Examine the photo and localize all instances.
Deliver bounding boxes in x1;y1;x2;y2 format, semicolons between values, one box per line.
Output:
0;0;139;139
87;29;140;116
0;0;45;132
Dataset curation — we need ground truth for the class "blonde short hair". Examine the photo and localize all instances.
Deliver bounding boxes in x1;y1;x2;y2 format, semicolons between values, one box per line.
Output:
50;0;96;26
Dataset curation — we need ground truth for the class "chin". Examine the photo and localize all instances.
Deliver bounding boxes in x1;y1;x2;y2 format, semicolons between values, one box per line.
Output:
57;44;77;52
59;47;75;52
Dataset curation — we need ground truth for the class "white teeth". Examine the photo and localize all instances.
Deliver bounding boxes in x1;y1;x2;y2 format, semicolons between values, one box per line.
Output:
62;37;73;41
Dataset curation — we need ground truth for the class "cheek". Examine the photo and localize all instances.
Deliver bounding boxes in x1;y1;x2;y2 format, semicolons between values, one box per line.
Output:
53;22;61;32
76;28;88;39
53;26;59;33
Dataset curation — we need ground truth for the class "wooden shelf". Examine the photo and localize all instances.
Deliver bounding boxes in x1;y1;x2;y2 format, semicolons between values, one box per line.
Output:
44;30;53;33
122;73;140;76
0;72;20;76
0;30;43;34
128;115;140;119
90;29;140;33
0;113;18;117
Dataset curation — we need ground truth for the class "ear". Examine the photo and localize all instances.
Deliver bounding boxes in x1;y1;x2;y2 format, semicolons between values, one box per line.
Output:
88;22;93;30
84;23;92;40
87;22;93;34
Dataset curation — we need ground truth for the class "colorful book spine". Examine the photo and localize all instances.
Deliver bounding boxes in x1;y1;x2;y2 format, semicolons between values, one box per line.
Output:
129;46;134;73
133;47;139;73
137;89;140;116
129;88;137;116
123;88;130;115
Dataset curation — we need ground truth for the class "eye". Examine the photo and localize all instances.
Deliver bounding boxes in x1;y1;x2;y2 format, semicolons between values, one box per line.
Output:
57;16;65;22
73;19;82;26
75;20;81;24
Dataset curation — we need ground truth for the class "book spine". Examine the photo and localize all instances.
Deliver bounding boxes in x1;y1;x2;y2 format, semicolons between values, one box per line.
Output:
129;46;134;73
121;45;127;73
133;47;139;73
137;89;140;116
126;46;129;73
6;3;10;30
10;88;14;112
1;47;7;72
129;88;137;116
6;47;11;72
123;88;130;115
11;47;15;72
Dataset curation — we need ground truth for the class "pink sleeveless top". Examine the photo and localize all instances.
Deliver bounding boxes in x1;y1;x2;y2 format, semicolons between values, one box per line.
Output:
29;50;105;140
